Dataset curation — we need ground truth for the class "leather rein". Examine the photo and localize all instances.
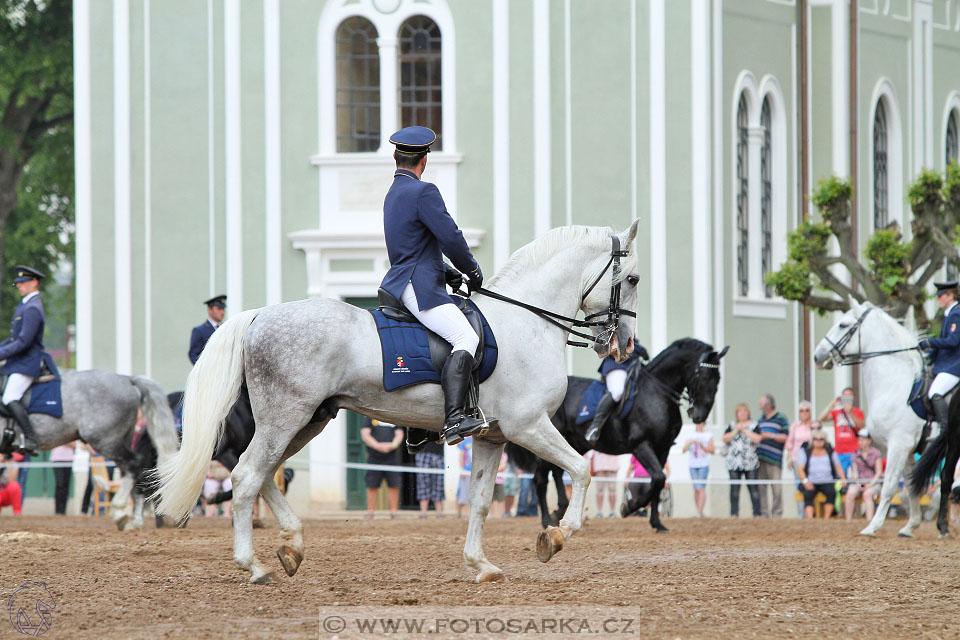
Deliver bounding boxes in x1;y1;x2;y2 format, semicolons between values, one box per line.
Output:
466;236;637;348
823;306;922;367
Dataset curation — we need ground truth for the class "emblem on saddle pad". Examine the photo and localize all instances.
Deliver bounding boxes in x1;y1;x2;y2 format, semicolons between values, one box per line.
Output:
392;355;410;375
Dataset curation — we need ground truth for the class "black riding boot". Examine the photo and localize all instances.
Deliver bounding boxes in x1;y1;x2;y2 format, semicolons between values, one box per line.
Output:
585;392;617;448
439;351;494;445
932;393;950;429
7;400;38;455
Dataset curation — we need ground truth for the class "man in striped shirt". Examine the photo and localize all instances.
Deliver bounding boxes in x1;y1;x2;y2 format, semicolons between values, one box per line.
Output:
755;394;789;518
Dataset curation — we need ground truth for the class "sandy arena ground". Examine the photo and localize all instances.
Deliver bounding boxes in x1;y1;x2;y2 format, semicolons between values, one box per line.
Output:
1;514;959;639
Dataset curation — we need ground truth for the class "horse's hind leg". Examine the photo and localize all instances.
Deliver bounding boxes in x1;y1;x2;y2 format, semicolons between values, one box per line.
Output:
463;438;506;583
898;455;923;538
231;445;284;584
862;437;911;536
258;474;304;577
126;491;145;531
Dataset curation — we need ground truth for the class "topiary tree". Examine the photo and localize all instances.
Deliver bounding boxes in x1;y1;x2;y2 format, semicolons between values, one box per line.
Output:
765;165;960;331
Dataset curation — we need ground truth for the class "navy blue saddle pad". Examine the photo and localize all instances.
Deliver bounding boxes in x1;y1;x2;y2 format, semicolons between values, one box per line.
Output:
909;377;927;420
370;298;498;392
575;379;636;425
27;378;63;418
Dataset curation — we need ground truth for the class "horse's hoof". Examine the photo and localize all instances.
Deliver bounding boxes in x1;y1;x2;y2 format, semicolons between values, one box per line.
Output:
477;570;506;583
536;526;564;563
115;515;129;531
859;529;876;537
249;571;274;585
276;545;303;577
654;526;670;534
252;518;266;529
897;531;914;539
939;531;951;540
122;521;142;532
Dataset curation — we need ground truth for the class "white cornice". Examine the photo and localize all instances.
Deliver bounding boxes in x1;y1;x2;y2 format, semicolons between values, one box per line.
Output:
289;227;484;250
310;152;464;167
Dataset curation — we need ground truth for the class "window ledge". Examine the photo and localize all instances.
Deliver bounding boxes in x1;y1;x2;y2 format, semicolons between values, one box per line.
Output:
310;152;464;167
732;297;788;319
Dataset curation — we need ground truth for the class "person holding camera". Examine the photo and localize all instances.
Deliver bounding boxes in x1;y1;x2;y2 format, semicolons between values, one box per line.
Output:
817;387;864;474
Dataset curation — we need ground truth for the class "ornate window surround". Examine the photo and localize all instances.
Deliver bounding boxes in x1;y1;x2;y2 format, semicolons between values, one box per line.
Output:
942;91;960;168
730;71;789;319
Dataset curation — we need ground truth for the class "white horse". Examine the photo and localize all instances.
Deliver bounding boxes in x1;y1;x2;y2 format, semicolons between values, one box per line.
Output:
156;222;641;583
814;299;925;537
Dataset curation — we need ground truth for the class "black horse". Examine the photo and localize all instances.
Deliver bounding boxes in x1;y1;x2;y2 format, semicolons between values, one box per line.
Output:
510;338;727;533
911;391;960;538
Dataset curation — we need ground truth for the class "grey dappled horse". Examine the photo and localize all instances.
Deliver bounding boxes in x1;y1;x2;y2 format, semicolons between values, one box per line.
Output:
25;371;179;529
157;222;641;584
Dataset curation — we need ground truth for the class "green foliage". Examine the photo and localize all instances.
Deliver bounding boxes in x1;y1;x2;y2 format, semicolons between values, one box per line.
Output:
865;229;910;295
810;176;852;222
764;260;810;301
945;162;960;213
907;168;944;211
787;221;831;262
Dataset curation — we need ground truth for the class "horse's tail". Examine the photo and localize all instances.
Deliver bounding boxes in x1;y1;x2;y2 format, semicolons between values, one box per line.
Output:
155;308;261;522
130;376;180;469
910;429;947;496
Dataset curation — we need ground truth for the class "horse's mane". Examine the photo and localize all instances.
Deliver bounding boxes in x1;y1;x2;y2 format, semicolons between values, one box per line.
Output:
488;225;638;288
646;338;713;369
864;303;923;377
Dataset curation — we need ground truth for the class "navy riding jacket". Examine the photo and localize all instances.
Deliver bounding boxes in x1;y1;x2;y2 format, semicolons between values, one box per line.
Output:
189;320;217;364
598;350;641;378
380;169;480;311
923;303;960;376
0;294;46;377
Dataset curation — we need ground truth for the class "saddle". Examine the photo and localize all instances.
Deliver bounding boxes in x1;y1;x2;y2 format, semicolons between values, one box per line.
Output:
908;366;948;455
377;288;487;374
0;360;59;453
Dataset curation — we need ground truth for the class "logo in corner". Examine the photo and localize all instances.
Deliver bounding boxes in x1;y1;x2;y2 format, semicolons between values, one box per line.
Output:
8;581;55;636
396;356;404;368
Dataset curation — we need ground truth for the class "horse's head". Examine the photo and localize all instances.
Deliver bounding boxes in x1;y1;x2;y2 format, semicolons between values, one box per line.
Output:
687;345;728;424
814;298;871;369
581;219;641;362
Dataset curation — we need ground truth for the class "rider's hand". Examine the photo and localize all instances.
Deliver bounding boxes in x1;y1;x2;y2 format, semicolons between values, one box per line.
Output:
444;264;463;292
467;266;484;295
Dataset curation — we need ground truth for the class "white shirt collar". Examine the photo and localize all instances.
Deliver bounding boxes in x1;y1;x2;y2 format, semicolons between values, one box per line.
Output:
948;301;958;316
21;291;38;304
208;318;219;329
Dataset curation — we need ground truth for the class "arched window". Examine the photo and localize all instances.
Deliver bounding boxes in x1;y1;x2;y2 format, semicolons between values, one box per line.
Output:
948;111;959;167
873;101;889;229
736;93;749;297
398;16;442;149
760;97;773;298
336;17;380;152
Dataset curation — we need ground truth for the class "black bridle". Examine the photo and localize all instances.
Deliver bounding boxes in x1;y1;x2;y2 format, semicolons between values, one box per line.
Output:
469;236;637;348
631;351;721;415
823;306;921;366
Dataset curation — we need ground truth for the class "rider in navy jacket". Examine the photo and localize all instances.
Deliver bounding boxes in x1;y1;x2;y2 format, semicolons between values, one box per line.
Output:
0;266;47;453
584;346;649;447
380;126;492;445
920;281;960;427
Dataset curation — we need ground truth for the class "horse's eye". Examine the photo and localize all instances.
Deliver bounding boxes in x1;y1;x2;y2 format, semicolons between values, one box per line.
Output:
627;275;639;286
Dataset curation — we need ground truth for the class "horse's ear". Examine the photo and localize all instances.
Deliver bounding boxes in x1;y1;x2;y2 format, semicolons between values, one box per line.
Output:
848;296;861;314
718;345;729;359
621;218;640;248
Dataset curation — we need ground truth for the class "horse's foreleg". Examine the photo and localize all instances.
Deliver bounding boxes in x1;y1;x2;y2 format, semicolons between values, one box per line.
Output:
898;455;923;538
631;442;669;533
127;490;145;531
553;465;570;522
533;465;552;529
937;439;960;538
462;438;505;583
510;419;590;560
109;474;135;530
862;438;911;536
258;473;304;577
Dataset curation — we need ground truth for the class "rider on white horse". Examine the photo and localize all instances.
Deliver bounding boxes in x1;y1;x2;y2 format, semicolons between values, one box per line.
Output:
0;266;46;455
379;126;496;446
919;280;960;429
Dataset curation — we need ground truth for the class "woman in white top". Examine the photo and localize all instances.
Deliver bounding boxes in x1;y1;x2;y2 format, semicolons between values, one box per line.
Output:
682;422;715;517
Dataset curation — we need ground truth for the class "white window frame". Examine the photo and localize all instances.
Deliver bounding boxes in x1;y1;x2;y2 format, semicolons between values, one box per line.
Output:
867;79;904;233
942;91;960;169
730;71;789;319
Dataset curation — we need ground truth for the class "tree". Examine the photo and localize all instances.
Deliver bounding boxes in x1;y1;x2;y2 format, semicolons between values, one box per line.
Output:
765;164;960;331
0;0;74;327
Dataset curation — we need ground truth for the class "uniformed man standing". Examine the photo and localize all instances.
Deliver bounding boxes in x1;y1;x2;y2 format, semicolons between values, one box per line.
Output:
379;125;495;445
189;295;226;364
920;281;960;428
0;266;47;454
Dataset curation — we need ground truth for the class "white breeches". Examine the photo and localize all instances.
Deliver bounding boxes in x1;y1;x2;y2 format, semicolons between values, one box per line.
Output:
2;373;34;405
401;282;479;355
605;369;628;402
929;372;960;398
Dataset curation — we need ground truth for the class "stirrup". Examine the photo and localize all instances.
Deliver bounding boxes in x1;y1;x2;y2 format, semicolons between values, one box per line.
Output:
441;415;493;445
